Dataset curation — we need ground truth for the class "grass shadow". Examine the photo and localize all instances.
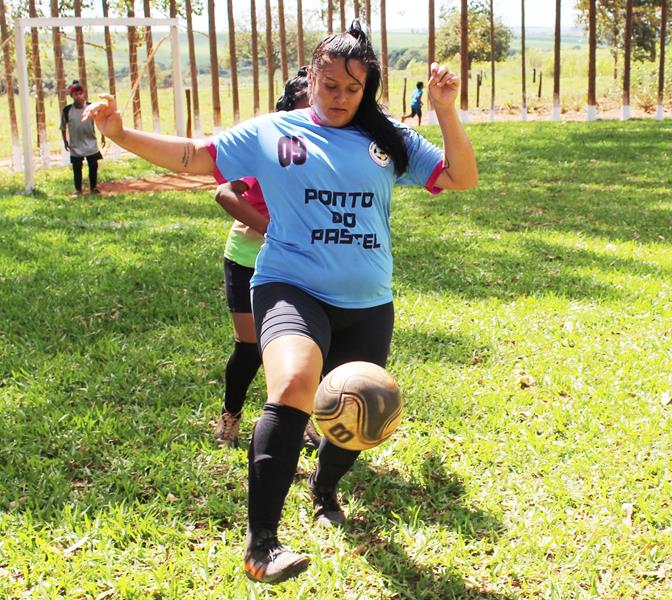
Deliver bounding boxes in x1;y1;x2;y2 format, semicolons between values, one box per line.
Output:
317;452;509;599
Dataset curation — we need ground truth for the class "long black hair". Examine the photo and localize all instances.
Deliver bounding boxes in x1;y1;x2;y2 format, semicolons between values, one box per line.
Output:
276;67;309;111
310;20;408;176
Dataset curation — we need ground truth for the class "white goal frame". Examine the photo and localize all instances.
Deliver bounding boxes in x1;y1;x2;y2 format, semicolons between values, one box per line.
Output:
15;17;185;193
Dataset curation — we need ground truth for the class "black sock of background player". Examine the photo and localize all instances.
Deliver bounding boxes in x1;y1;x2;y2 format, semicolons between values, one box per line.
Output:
223;341;262;416
248;403;309;533
313;437;361;491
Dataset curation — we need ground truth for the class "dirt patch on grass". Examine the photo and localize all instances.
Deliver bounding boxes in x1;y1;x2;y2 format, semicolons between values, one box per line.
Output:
98;172;218;195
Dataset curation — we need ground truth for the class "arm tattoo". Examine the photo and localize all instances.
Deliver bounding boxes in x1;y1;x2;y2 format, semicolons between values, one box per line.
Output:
181;144;192;169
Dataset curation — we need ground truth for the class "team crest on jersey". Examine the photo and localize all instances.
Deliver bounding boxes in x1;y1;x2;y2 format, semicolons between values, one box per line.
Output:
368;142;391;167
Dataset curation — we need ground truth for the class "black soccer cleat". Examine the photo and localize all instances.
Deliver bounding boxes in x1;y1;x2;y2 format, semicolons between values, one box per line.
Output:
244;528;310;584
303;419;322;454
307;473;346;528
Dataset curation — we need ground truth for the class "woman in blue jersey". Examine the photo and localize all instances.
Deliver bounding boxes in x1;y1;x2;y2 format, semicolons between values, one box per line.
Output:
83;20;477;585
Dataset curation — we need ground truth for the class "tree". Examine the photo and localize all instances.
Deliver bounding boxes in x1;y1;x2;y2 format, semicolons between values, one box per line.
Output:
428;0;435;81
576;0;665;73
73;0;88;93
278;0;289;81
623;0;633;116
265;0;274;111
365;0;371;26
553;0;560;119
185;0;201;134
380;0;388;104
28;0;49;163
126;0;142;129
101;0;116;98
0;0;20;166
251;0;260;114
327;0;333;34
658;0;668;118
208;0;222;129
588;0;596;119
437;0;512;65
297;0;305;66
340;0;346;31
50;0;67;111
520;0;526;119
227;0;240;123
460;0;467;115
143;0;161;132
489;0;495;118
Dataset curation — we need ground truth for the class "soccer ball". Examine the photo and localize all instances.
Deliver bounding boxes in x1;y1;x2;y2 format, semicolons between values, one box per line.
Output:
314;361;403;451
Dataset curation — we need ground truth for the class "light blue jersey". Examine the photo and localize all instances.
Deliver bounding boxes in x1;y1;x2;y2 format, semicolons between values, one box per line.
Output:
411;88;423;109
211;108;443;308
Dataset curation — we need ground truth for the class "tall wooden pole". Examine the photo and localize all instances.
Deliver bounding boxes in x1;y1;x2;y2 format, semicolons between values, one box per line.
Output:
460;0;468;121
489;0;495;120
265;0;274;111
251;0;260;114
297;0;305;66
0;0;21;168
657;0;668;119
143;0;161;132
50;0;67;112
227;0;240;123
278;0;288;81
380;0;389;105
520;0;527;120
186;0;201;134
101;0;117;98
587;0;597;120
208;0;222;130
327;0;333;34
74;0;88;93
622;0;633;119
552;0;561;120
428;0;435;80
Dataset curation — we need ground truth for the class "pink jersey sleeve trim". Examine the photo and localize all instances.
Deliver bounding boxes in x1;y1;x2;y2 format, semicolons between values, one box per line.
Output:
309;108;321;125
204;139;227;184
425;160;446;195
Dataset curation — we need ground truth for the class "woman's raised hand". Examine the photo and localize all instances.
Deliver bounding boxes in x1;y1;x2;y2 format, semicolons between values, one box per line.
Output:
428;62;460;110
81;94;124;140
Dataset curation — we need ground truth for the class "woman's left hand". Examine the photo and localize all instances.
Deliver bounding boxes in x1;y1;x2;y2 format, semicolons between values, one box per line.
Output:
428;62;460;110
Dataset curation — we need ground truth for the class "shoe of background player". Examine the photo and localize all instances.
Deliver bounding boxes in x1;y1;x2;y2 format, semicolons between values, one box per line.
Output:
307;472;346;528
213;411;241;448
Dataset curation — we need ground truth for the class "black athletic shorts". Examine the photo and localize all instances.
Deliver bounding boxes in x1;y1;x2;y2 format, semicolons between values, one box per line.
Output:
251;282;394;373
410;106;422;118
70;151;103;165
224;257;254;313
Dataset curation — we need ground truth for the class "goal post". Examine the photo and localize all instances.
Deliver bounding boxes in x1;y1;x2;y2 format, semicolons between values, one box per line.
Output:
15;16;185;193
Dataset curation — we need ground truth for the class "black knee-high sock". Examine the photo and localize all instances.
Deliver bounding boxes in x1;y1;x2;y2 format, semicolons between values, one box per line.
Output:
223;341;262;416
314;438;361;491
248;403;309;533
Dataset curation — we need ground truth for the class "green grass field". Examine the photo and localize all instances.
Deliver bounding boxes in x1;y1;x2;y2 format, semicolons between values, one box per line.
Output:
1;120;672;598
